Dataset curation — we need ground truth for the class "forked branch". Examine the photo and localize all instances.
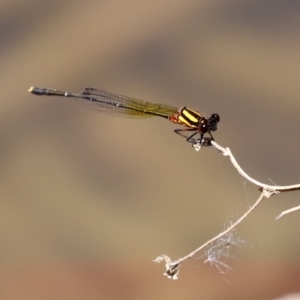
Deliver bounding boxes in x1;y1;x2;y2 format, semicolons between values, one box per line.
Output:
154;141;300;279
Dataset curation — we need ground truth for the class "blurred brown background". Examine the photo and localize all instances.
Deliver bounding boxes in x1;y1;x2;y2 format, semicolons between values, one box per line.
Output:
1;0;300;299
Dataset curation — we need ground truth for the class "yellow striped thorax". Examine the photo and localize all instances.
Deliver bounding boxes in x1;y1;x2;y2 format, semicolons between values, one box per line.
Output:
169;107;204;128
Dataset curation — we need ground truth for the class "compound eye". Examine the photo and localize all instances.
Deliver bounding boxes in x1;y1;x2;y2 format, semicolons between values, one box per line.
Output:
210;114;220;124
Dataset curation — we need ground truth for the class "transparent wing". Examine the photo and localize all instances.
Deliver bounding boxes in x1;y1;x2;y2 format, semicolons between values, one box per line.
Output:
78;88;178;118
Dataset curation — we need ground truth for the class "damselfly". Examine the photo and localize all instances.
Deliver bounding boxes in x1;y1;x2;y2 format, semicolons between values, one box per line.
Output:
28;87;220;145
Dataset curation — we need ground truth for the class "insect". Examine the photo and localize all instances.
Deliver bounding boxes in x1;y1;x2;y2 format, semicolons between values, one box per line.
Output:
29;87;220;145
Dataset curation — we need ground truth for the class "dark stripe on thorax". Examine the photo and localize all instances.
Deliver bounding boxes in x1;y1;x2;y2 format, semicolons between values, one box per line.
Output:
178;107;202;127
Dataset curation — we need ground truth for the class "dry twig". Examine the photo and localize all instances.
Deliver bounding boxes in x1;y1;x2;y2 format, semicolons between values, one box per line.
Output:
154;140;300;279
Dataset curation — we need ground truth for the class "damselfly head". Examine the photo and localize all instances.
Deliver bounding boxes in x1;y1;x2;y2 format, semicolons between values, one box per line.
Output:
208;114;220;132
